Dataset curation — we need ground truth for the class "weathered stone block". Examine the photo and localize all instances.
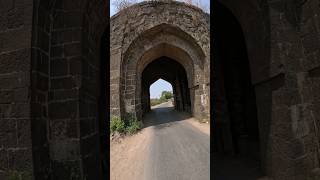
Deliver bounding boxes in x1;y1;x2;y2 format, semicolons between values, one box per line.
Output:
0;118;17;148
50;76;78;90
66;120;79;138
80;134;99;155
49;89;78;101
50;140;80;161
0;0;14;12
17;119;31;147
0;148;8;170
8;149;33;170
32;72;49;91
50;45;63;58
32;49;49;75
50;58;68;77
80;119;96;137
69;57;82;75
0;72;30;89
7;7;24;30
49;100;78;119
0;49;30;74
51;160;81;180
30;117;47;146
0;103;29;118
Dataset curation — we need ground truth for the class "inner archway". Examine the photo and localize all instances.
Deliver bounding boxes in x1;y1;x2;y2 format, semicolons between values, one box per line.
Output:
213;1;262;179
149;79;174;108
109;3;210;179
141;57;191;116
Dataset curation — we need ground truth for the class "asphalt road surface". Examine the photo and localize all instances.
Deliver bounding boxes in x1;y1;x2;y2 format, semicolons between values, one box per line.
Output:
143;101;210;180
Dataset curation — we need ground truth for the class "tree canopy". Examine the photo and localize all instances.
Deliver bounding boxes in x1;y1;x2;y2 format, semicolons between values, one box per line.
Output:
160;91;173;100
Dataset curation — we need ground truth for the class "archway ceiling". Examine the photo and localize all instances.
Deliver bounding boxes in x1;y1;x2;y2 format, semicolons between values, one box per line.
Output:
142;57;186;86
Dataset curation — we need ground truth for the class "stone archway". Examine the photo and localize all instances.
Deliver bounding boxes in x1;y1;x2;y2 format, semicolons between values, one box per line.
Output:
213;2;263;178
1;0;320;179
110;2;210;122
141;57;191;114
214;0;320;179
122;39;197;121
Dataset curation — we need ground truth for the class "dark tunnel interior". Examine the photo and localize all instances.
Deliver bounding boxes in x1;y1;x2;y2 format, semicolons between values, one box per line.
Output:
212;1;263;179
141;57;191;115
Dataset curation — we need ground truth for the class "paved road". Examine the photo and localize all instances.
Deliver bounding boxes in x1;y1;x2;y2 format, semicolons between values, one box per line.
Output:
142;101;210;180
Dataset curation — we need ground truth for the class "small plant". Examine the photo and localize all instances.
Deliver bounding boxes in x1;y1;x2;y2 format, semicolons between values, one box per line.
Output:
110;114;143;135
126;117;143;135
124;113;143;135
110;116;125;134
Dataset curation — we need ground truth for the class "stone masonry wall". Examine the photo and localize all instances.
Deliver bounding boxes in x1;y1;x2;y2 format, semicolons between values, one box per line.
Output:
110;1;210;122
0;0;34;179
1;0;108;179
219;0;320;179
0;0;319;179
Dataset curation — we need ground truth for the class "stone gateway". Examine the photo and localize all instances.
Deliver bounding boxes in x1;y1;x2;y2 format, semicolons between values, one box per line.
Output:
110;1;210;122
0;0;319;180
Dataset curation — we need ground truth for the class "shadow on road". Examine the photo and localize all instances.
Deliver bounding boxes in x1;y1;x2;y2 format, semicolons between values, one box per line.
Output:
142;105;192;128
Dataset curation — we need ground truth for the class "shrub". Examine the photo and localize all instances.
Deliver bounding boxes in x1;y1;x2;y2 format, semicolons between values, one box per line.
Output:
110;115;143;135
110;116;125;134
126;117;143;135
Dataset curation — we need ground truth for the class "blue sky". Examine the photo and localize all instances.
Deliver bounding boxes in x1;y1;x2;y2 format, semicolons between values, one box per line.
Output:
110;0;210;16
150;79;173;98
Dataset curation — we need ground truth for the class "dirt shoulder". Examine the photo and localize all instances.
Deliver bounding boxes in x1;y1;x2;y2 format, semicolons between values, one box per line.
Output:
110;127;153;180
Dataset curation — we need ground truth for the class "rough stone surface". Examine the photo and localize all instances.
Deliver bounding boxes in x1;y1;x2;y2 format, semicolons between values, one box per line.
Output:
214;0;320;180
0;0;319;180
110;1;210;122
1;0;108;179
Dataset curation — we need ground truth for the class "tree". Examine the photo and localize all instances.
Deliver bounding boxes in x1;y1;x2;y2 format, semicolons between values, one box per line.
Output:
160;91;173;100
183;0;193;4
112;0;137;12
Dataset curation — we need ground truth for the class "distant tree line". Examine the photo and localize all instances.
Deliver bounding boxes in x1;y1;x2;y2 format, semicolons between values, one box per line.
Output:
150;91;173;106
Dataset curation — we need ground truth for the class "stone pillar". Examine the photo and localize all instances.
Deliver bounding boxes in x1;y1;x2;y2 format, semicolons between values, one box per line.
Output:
175;74;183;111
141;83;149;114
180;77;187;111
48;5;86;178
110;48;122;117
0;0;35;179
212;45;234;154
